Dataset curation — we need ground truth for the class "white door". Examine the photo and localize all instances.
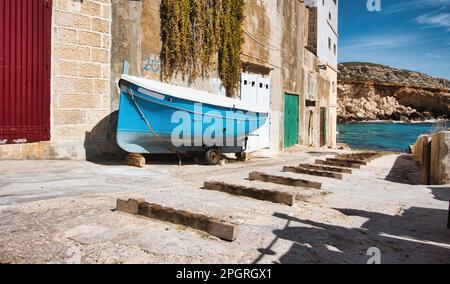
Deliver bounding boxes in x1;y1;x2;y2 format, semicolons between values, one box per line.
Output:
240;73;271;152
256;76;271;150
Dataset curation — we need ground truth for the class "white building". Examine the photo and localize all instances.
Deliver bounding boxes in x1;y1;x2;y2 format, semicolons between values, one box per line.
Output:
305;0;339;69
305;0;339;148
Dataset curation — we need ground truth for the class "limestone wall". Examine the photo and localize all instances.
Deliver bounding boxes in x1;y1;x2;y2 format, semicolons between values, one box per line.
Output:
52;0;112;141
430;131;450;185
0;0;113;160
412;131;450;185
412;134;432;185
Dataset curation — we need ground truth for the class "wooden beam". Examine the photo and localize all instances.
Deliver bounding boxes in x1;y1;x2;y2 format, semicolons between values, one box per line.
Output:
125;153;145;168
326;158;367;166
204;182;295;206
316;159;361;169
249;172;322;190
283;166;343;180
116;198;144;215
336;152;382;162
116;199;238;241
299;163;352;174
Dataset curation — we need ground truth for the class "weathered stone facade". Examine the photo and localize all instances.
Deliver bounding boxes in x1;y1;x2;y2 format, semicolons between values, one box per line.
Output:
112;0;338;152
430;131;450;185
52;0;112;143
412;131;450;185
0;0;338;160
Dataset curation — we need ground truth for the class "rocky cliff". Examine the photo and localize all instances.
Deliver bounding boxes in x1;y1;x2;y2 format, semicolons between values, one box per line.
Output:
338;62;450;122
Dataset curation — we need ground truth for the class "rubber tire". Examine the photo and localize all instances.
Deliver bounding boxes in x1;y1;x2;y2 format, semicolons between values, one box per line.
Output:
205;148;222;165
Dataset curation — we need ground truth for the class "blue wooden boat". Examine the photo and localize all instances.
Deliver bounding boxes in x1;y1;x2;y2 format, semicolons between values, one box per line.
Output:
117;75;269;164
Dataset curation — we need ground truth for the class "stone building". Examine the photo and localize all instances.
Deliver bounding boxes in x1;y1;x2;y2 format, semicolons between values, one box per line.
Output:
0;0;338;160
1;0;113;159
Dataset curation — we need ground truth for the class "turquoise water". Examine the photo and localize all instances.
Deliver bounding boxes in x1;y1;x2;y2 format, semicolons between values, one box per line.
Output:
338;122;436;152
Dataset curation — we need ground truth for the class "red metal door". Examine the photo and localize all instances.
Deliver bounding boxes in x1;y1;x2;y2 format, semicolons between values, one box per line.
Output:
0;0;52;144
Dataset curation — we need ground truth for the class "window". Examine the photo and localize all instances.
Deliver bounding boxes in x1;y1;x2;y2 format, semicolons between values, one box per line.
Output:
329;12;331;21
334;0;337;4
322;0;325;5
328;37;332;51
306;100;316;107
333;44;337;55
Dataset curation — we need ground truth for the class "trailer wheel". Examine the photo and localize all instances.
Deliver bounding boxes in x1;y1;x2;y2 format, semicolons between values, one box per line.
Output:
205;148;221;165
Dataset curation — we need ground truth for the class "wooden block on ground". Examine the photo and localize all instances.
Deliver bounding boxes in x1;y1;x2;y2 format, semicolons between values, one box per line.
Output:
299;164;352;174
116;199;237;241
316;159;361;169
116;198;143;215
139;202;237;241
326;158;367;166
249;171;322;190
337;152;382;162
204;181;295;206
283;166;343;180
125;153;145;168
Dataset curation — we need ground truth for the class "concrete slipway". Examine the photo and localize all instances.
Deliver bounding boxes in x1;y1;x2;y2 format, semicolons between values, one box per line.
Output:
0;149;449;264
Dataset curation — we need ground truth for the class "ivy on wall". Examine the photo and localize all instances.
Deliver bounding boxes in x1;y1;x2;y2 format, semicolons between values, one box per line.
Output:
160;0;244;97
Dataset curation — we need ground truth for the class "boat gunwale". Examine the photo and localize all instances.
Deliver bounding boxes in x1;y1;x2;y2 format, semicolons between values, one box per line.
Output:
120;75;270;114
119;82;268;122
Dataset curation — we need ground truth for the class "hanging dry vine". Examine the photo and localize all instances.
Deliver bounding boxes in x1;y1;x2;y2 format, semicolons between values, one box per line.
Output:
160;0;244;97
218;0;244;97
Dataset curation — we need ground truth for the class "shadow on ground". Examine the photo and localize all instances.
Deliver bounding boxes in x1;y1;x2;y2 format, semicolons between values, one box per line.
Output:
385;154;421;185
253;207;450;264
83;112;251;166
82;111;225;166
429;187;450;229
429;187;450;202
84;111;127;163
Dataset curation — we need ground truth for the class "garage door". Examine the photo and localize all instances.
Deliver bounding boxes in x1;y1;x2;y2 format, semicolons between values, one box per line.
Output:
240;73;271;152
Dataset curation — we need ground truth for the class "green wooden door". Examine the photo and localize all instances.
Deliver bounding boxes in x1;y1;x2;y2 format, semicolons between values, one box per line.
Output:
284;93;299;148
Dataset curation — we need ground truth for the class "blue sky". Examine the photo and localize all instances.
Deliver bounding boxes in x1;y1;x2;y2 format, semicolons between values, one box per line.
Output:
339;0;450;79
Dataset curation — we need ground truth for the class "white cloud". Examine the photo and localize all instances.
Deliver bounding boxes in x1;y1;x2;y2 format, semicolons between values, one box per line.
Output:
416;13;450;31
383;0;450;15
425;52;444;58
340;34;420;52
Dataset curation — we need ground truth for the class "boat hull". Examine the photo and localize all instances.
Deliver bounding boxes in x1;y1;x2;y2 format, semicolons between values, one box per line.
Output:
117;79;268;154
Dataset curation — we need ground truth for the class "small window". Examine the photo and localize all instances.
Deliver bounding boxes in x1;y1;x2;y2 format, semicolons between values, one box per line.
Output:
329;12;332;21
306;100;316;107
328;37;332;51
259;83;263;88
252;81;256;87
244;80;248;85
266;84;269;89
333;44;337;56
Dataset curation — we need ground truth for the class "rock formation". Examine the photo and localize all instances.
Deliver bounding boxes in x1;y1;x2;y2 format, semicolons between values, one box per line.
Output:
338;62;450;122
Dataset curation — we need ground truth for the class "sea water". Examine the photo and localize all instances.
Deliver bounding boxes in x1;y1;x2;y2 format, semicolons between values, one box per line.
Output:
337;122;438;152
